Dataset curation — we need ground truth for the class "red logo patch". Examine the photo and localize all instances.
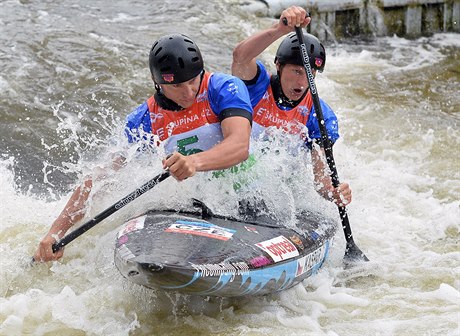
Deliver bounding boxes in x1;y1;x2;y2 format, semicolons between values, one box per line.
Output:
162;74;174;82
314;58;323;68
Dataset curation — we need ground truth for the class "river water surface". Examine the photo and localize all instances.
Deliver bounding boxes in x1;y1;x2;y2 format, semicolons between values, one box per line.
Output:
1;0;459;335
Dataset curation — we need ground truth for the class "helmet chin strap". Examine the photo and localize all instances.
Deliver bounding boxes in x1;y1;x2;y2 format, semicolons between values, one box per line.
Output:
153;82;183;111
272;66;307;109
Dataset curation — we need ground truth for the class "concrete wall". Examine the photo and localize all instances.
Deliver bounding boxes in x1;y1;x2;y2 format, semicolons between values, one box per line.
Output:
240;0;460;41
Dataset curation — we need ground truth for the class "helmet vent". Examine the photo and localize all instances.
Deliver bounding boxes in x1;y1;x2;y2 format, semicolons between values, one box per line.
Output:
191;57;200;63
289;34;298;42
178;57;185;69
154;47;163;56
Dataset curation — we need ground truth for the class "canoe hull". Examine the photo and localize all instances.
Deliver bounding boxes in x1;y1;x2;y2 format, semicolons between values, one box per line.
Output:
114;209;337;297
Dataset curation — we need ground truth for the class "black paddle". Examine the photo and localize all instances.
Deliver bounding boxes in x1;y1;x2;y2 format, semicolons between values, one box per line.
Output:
50;170;170;253
289;23;368;263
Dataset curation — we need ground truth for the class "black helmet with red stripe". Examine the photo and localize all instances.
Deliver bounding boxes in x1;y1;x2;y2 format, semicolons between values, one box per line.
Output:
275;32;326;72
149;34;204;84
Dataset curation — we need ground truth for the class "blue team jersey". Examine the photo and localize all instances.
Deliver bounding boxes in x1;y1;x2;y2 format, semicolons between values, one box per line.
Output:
124;72;252;154
245;60;339;146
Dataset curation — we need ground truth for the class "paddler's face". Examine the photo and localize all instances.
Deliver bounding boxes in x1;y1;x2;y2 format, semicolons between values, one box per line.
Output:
160;74;201;109
277;63;316;101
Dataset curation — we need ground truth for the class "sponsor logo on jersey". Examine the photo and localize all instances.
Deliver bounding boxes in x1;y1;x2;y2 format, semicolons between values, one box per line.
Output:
165;221;236;241
255;235;299;262
255;107;267;117
297;105;309;117
262;112;289;127
156;127;166;139
150;112;164;123
227;82;239;95
196;90;208;102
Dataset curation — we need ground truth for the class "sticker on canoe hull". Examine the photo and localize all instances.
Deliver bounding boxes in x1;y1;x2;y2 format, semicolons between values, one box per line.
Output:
117;215;146;238
118;235;128;245
289;235;304;250
255;235;299;262
249;256;272;268
190;262;249;278
165;220;236;241
244;226;259;234
296;243;328;276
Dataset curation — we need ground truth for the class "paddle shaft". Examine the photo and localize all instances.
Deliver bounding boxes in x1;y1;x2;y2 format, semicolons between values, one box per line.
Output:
52;171;170;253
293;26;367;260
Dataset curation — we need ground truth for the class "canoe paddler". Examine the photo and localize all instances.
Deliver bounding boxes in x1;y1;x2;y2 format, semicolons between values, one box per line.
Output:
34;33;253;262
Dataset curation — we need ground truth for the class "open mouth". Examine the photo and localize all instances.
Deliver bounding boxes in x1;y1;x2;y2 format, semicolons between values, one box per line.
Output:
289;88;304;98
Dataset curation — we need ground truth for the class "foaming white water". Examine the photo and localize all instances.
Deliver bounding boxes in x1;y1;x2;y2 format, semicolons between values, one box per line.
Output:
1;1;459;333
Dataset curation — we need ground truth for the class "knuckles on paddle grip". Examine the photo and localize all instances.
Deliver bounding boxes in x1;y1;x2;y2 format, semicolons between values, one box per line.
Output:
281;10;310;26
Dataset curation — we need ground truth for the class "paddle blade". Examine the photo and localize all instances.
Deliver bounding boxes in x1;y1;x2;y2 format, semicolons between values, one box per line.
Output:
344;242;369;265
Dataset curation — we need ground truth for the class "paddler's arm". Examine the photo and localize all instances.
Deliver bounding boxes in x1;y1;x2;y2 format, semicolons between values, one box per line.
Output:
33;179;92;262
232;6;310;80
163;115;251;181
34;155;126;262
311;146;352;206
